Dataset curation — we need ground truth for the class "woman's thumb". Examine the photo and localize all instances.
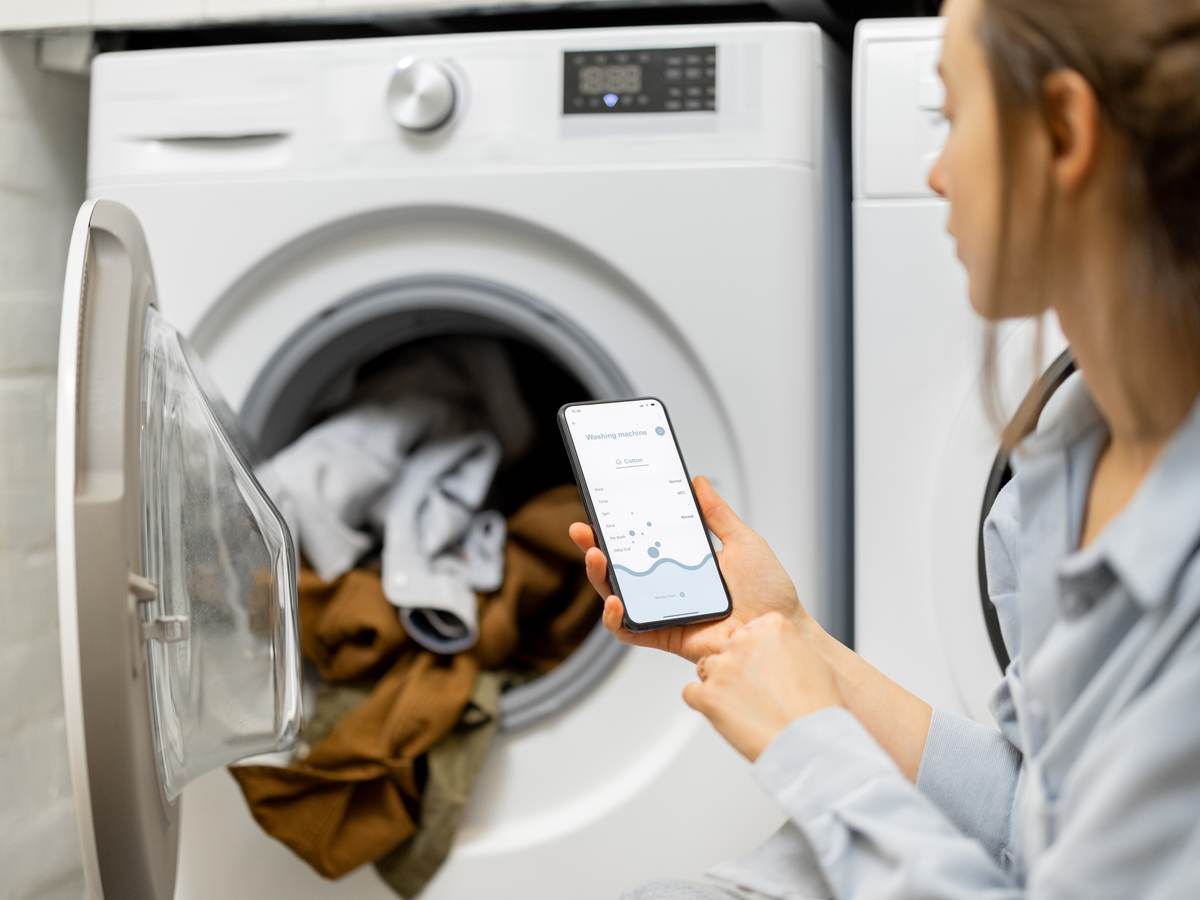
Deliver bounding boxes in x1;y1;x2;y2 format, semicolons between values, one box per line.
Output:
693;475;745;541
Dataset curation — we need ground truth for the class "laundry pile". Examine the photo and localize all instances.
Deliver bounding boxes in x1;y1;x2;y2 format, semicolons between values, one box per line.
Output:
232;339;599;896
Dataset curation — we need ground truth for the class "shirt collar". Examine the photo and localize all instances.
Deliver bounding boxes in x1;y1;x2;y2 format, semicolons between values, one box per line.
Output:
1048;377;1200;610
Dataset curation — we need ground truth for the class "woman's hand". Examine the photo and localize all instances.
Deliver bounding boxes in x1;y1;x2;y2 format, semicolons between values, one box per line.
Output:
567;475;806;663
684;612;843;762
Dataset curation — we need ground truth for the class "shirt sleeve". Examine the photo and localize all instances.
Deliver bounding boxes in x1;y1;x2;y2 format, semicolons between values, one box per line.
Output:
757;663;1200;900
915;708;1022;864
754;707;1022;899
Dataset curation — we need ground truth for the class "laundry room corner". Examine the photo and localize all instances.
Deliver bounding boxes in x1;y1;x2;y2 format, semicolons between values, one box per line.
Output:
0;32;89;900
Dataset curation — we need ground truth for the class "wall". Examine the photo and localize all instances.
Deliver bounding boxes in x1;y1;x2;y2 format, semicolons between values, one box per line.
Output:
0;35;89;900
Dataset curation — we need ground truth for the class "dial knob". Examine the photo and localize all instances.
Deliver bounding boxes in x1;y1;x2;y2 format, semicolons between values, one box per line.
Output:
387;58;457;132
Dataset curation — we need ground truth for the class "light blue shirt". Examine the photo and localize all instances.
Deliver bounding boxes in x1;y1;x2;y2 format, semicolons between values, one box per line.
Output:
708;374;1200;899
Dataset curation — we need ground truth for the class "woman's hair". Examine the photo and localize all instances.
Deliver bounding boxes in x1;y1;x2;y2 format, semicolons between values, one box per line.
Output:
974;0;1200;447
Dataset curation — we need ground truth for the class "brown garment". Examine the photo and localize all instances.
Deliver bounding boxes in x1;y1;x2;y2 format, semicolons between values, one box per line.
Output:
374;669;503;898
474;484;599;673
298;566;409;681
231;485;598;883
233;652;478;878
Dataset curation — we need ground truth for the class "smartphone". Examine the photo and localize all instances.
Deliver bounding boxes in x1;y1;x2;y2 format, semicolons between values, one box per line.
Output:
557;397;733;631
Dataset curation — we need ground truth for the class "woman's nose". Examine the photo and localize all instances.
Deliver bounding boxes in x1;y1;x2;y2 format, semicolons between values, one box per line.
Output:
927;152;947;198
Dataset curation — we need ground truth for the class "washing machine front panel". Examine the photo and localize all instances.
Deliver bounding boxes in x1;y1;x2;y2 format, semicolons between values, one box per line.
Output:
83;21;848;898
87;19;850;639
88;23;824;186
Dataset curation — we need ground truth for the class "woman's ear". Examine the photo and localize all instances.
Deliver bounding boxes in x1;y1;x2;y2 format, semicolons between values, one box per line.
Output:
1042;68;1101;195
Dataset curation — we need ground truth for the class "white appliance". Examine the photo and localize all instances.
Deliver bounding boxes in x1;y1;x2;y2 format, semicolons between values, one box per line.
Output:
852;17;1068;722
54;22;852;900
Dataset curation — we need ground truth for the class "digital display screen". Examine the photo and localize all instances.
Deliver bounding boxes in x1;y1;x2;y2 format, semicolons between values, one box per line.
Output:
563;399;729;625
579;64;643;95
563;46;717;115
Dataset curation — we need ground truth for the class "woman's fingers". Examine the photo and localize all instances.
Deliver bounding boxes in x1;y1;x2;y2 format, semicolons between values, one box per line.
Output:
682;680;708;712
568;521;597;553
585;547;613;597
601;595;661;651
692;475;746;544
570;523;614;598
602;594;625;632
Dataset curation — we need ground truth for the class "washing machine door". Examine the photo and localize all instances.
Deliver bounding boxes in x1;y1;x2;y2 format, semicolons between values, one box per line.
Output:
55;200;304;900
977;348;1077;670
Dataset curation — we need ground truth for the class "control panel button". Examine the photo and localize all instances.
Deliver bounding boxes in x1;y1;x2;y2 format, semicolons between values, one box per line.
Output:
563;45;717;116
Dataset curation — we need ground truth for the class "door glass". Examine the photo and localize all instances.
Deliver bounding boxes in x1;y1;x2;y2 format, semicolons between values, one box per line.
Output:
139;306;302;799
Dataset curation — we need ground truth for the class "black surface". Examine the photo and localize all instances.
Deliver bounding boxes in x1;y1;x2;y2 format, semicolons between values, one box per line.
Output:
95;1;932;55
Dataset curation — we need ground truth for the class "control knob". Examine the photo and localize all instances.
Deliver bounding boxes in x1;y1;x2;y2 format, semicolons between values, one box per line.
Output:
387;57;457;132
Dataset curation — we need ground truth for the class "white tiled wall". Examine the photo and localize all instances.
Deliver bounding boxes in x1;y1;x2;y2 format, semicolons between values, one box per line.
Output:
0;34;88;900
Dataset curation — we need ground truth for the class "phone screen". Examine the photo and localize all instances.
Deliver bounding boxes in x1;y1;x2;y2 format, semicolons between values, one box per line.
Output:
559;398;732;628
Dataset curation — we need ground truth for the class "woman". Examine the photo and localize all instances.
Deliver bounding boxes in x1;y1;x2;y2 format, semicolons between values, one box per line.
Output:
569;0;1200;896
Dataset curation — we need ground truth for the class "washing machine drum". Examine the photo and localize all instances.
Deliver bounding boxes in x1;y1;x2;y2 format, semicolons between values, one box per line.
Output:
237;274;632;731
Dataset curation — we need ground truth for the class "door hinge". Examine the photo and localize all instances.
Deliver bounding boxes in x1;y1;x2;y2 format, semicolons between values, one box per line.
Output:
128;573;190;644
142;615;190;644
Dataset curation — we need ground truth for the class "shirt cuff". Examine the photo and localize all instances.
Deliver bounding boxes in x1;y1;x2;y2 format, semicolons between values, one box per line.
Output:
752;707;900;824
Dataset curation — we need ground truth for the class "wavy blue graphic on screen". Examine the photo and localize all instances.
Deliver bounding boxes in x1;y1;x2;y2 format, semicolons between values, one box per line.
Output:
612;553;714;578
614;553;726;621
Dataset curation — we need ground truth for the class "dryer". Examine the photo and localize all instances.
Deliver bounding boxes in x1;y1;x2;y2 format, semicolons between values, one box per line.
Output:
852;17;1067;722
54;22;852;900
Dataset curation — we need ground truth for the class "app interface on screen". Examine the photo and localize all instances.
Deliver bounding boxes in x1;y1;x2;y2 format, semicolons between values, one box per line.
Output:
564;399;728;624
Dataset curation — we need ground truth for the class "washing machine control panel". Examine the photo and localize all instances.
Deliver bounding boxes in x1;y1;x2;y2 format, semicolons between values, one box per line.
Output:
563;46;716;115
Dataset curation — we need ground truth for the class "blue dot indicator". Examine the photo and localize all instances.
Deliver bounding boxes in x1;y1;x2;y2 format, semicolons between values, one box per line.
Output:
603;93;619;108
647;547;660;558
655;541;661;547
646;521;652;527
655;426;666;435
628;530;635;536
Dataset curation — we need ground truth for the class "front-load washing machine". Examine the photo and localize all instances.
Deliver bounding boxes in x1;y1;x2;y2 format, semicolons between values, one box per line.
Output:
852;17;1068;722
52;21;852;900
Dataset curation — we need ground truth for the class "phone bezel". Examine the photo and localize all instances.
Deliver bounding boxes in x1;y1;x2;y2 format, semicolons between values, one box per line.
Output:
556;396;734;632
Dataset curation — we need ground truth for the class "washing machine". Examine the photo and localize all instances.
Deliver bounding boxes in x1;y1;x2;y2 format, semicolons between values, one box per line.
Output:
852;17;1068;722
54;21;852;900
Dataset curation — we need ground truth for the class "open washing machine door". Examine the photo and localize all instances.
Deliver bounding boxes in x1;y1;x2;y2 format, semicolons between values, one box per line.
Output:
55;200;304;900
